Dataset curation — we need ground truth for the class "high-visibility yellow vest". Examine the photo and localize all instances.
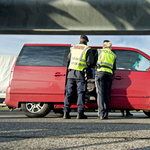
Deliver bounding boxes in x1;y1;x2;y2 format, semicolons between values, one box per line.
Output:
97;48;116;74
68;44;90;71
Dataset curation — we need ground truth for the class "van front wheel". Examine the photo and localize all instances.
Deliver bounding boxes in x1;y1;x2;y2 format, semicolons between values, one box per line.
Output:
21;102;52;118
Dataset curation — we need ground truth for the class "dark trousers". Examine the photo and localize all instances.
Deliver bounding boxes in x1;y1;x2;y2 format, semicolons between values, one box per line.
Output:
63;78;87;114
95;71;112;117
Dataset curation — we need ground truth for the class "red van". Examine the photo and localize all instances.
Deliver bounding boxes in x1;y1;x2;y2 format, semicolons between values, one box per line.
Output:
5;44;150;118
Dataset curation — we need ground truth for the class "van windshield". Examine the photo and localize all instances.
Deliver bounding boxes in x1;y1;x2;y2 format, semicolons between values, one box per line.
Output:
16;46;70;67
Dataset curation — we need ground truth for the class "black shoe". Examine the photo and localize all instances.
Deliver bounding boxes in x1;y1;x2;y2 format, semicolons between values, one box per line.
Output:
63;112;71;119
104;113;108;119
126;113;133;117
104;116;108;119
97;116;104;120
77;113;87;119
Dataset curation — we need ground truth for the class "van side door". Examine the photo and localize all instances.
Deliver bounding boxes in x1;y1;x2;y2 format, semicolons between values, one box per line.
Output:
111;48;150;110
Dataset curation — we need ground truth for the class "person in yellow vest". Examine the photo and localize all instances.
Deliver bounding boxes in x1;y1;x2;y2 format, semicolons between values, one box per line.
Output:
63;35;94;119
95;40;116;120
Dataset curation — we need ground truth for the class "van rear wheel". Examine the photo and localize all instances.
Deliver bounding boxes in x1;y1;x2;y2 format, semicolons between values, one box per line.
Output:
143;110;150;117
21;102;52;118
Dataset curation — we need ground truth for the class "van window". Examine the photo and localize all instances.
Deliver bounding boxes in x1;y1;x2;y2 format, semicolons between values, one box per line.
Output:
16;46;70;67
114;50;150;72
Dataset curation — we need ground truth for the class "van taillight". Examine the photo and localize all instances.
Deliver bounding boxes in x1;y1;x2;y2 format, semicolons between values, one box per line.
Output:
9;71;14;86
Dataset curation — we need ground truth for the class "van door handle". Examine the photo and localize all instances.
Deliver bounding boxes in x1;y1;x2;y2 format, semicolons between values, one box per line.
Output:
113;76;123;80
54;72;66;76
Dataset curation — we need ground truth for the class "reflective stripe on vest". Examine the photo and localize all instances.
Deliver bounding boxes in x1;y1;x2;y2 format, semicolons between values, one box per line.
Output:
69;44;90;71
97;48;116;74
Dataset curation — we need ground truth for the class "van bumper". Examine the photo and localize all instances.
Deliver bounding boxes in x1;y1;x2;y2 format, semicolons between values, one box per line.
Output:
5;86;18;108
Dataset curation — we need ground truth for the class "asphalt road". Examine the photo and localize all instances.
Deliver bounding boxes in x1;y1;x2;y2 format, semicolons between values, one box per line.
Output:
1;109;150;150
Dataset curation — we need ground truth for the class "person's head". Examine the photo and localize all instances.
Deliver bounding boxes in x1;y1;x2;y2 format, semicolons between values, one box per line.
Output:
103;40;112;49
80;35;89;43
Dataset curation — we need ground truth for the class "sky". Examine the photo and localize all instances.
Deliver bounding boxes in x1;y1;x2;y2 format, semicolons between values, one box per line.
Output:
0;34;150;56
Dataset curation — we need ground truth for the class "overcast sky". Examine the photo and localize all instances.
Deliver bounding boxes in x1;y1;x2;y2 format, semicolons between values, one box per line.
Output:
0;34;150;56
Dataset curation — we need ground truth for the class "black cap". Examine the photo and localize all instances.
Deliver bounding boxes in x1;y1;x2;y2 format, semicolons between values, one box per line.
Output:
80;35;89;42
103;40;110;43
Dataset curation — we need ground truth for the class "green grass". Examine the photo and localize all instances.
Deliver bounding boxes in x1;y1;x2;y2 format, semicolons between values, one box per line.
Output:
0;107;9;109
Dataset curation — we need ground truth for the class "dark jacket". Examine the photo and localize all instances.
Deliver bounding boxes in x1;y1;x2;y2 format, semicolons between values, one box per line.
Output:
67;41;94;80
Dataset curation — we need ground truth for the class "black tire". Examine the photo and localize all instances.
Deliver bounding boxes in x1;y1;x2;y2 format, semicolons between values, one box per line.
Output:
143;110;150;117
21;102;52;118
53;109;64;117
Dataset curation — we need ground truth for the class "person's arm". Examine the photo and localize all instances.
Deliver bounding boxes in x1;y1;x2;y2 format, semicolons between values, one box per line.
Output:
67;52;71;68
86;48;94;67
85;48;94;79
94;51;98;66
112;59;116;74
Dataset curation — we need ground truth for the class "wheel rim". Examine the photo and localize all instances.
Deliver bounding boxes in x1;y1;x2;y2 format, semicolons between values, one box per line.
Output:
25;102;45;113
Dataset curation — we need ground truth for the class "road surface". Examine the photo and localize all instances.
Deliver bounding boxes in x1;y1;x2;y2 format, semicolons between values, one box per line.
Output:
0;109;150;150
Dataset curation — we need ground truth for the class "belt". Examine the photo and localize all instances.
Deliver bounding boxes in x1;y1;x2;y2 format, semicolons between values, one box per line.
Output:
97;65;112;70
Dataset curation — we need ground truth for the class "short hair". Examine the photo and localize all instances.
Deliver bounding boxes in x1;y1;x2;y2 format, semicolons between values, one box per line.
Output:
103;40;110;43
103;40;112;48
80;35;89;42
